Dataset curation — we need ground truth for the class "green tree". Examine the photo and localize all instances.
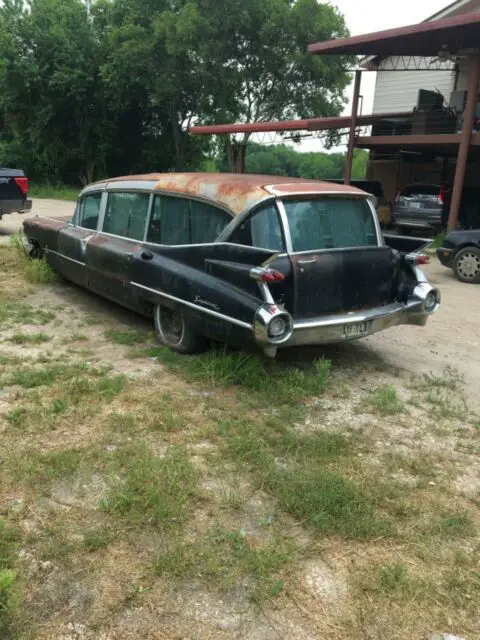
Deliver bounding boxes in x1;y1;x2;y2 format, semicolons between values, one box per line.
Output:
149;0;352;170
0;0;111;184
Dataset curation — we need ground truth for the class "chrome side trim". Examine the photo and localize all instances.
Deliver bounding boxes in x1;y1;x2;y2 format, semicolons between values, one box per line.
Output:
131;282;253;331
44;248;85;267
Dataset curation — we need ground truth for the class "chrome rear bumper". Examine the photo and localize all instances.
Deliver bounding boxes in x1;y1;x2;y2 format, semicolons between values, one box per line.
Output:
282;296;438;348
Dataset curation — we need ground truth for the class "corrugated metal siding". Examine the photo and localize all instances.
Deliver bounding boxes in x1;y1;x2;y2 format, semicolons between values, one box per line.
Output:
372;59;456;113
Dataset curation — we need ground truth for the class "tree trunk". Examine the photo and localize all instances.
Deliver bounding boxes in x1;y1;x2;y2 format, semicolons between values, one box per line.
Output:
226;141;247;173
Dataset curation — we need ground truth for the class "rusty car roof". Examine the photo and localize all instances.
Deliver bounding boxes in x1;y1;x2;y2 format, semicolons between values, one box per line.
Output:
89;172;365;216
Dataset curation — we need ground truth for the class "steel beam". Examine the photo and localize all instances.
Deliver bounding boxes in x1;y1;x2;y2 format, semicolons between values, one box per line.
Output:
345;71;362;185
448;56;480;231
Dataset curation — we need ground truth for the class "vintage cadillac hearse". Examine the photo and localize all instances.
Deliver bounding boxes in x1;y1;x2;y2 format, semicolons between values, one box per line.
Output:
23;173;440;356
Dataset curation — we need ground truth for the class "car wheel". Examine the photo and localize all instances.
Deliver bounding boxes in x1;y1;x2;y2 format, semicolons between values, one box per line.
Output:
23;237;43;259
452;246;480;284
153;304;206;354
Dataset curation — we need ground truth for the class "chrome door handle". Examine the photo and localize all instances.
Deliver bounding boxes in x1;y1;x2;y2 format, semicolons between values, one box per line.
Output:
297;257;319;265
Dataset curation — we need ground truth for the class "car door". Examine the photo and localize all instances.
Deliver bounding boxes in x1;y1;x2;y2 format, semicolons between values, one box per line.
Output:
53;192;103;286
86;190;151;307
132;197;290;326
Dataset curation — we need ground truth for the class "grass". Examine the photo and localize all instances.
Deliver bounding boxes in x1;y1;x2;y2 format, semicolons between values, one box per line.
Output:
266;467;385;539
155;527;293;604
134;346;331;405
10;448;95;488
101;445;198;527
0;520;21;637
29;184;79;201
366;385;404;415
0;300;55;327
367;563;429;601
2;240;480;637
8;332;51;344
430;512;475;539
220;417;388;540
104;329;149;345
9;233;57;284
430;231;446;250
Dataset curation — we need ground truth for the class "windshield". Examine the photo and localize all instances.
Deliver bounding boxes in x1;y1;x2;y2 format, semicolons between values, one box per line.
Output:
282;197;378;252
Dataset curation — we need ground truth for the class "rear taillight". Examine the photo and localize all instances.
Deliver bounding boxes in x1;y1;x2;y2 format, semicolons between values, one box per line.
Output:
438;185;446;205
405;254;430;266
250;267;285;283
14;177;28;196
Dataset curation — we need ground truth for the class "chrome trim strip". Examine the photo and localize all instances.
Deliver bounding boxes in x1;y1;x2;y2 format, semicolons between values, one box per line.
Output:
131;282;253;331
275;199;293;253
366;197;383;246
264;185;366;197
44;248;85;267
143;193;155;243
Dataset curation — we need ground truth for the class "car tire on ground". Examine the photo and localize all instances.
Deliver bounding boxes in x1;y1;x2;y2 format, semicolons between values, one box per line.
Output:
153;303;206;354
452;246;480;284
25;238;43;259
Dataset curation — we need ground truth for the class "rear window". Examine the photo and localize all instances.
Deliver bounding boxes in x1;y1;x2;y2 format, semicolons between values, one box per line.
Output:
283;198;377;252
401;184;440;197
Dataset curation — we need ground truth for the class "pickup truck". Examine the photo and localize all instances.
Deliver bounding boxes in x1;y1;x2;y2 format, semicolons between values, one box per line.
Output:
0;168;32;221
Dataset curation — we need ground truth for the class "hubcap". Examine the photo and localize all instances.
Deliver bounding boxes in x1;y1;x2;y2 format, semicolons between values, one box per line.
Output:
457;252;480;279
160;307;183;343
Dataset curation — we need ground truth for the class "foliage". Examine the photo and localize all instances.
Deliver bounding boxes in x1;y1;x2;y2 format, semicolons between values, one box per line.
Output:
0;520;20;637
0;0;352;183
233;143;368;180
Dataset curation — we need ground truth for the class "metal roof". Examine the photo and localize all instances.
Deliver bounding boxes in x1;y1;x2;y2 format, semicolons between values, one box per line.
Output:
308;12;480;57
90;173;364;215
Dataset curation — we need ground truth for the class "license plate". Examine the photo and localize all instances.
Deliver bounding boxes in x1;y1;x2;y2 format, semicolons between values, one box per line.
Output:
343;321;368;338
410;202;422;210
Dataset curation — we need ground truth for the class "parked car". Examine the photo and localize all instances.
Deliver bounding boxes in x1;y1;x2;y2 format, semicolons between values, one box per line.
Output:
393;183;445;234
325;179;392;227
0;168;32;220
22;173;440;356
437;229;480;283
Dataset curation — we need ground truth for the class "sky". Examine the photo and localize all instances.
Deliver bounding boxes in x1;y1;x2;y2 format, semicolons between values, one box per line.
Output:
296;0;451;151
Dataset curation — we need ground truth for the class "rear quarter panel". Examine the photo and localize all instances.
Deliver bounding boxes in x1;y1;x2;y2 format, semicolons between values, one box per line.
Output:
23;217;69;252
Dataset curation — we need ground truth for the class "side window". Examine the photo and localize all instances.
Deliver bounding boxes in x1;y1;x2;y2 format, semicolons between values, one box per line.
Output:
78;193;102;230
146;196;230;245
102;192;150;240
147;196;190;245
190;200;230;244
229;203;284;252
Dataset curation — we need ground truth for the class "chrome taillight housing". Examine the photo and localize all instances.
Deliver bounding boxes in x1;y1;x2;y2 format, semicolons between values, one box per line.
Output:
254;303;293;346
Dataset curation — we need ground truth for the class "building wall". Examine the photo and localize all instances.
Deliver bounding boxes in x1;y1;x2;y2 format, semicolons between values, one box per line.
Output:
371;0;480;113
372;62;455;114
429;0;480;20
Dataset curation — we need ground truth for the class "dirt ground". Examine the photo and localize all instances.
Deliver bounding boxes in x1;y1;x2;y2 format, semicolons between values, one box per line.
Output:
2;198;479;411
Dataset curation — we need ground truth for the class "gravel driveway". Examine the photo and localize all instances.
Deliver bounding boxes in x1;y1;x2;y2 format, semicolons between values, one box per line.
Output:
2;198;479;410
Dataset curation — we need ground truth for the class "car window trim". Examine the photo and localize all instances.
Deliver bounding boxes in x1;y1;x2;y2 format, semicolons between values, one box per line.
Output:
75;191;105;232
220;199;288;253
